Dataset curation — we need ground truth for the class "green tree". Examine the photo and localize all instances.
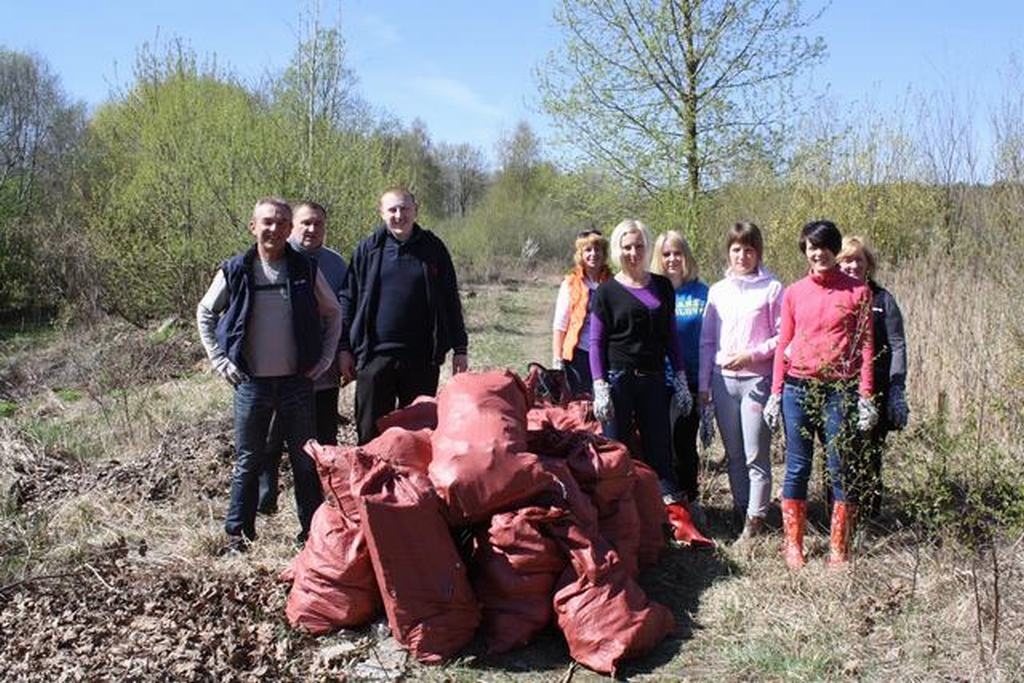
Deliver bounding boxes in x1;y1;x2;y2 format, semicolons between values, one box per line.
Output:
267;18;397;250
538;0;827;235
0;48;85;313
81;41;272;324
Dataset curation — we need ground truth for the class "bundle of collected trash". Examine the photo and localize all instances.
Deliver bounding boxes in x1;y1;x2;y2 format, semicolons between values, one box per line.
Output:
280;369;685;675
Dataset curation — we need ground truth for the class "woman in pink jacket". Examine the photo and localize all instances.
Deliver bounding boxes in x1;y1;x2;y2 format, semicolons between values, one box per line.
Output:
699;222;783;540
763;220;876;569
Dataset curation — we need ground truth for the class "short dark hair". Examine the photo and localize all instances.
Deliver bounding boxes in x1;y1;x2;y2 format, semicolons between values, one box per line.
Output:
252;196;292;221
294;200;327;218
726;221;764;259
799;220;842;255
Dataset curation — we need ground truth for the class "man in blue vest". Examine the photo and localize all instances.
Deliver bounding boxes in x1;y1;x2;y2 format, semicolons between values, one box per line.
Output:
257;201;348;515
197;197;342;554
339;187;468;444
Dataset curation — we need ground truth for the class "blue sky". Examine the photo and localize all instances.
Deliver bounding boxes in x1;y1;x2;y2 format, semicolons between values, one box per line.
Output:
1;1;1021;166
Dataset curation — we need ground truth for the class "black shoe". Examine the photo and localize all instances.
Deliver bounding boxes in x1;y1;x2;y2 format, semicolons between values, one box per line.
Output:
257;502;279;516
221;534;249;557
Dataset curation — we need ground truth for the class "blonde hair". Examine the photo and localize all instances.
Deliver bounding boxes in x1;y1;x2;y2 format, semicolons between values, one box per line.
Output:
573;232;610;272
379;186;416;207
608;219;651;270
651;230;699;283
838;235;877;279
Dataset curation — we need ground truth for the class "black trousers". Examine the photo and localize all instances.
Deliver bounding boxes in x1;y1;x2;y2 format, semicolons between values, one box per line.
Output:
672;392;701;502
355;354;440;445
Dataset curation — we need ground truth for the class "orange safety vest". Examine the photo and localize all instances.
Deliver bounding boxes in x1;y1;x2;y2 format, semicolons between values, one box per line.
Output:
560;266;610;361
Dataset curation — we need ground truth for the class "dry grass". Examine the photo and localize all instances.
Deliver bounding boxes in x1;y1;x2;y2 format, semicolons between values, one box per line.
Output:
1;277;1022;680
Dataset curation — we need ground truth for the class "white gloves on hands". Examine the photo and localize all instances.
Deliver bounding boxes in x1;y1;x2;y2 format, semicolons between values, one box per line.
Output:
857;396;879;431
887;386;909;429
593;379;614;423
699;403;716;449
671;371;693;416
213;356;248;387
763;394;782;432
551;357;565;371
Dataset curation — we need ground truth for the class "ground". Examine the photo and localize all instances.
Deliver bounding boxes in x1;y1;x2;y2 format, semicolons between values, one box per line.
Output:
1;278;1020;681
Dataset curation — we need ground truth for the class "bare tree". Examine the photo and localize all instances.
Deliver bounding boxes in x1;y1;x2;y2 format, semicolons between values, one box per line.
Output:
436;142;487;217
538;0;827;225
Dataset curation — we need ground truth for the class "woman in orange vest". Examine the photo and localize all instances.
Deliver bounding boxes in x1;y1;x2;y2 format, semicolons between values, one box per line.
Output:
552;229;612;397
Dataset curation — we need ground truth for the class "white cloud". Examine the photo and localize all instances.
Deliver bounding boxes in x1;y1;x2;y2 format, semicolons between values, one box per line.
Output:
360;14;400;46
412;76;503;118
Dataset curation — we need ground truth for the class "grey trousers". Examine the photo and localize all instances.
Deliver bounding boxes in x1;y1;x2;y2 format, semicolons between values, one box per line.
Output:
712;372;772;518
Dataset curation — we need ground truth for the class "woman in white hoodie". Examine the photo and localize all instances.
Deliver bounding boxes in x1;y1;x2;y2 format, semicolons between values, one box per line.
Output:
698;222;783;539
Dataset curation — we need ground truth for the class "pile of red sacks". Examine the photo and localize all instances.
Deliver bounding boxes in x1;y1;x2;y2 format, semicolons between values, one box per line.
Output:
280;369;698;675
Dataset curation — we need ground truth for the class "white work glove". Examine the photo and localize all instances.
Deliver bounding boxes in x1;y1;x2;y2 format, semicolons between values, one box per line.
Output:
593;379;614;423
857;396;879;431
887;386;909;430
212;356;248;387
699;402;716;449
305;356;333;382
671;371;693;416
763;394;782;432
551;357;565;371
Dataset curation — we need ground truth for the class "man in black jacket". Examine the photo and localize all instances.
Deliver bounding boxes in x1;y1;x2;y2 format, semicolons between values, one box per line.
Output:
339;187;468;444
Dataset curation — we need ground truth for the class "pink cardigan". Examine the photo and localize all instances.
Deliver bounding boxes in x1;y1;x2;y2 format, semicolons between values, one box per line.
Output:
698;267;783;393
771;268;874;397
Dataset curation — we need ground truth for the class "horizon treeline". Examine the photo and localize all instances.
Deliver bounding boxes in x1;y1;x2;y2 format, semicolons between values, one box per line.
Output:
1;25;1023;326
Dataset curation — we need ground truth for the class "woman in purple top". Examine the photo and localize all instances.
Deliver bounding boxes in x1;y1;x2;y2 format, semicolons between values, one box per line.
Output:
589;220;693;525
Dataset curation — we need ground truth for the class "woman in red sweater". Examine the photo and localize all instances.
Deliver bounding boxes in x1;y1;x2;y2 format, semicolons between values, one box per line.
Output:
764;220;876;569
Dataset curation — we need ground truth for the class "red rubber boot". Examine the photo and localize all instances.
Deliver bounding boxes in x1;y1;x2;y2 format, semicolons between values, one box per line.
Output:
828;501;857;567
781;498;807;570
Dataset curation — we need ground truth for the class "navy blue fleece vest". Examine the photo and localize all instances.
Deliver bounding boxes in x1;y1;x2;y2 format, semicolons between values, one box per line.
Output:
215;244;321;376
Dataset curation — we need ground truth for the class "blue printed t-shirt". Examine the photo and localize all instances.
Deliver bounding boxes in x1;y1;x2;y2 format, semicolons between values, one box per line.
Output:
667;279;708;388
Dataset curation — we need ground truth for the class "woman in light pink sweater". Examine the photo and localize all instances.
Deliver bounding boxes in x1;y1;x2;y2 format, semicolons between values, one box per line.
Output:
698;222;783;540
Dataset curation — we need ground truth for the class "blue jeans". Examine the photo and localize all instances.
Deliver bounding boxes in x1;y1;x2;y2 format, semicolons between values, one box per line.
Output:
602;369;680;498
259;387;340;512
226;375;323;540
781;378;858;502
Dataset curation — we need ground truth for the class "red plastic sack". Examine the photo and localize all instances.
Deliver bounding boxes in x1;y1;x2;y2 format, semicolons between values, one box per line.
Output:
526;401;601;433
536;458;610;580
528;426;635;515
553;562;675;676
540;457;674;675
364;427;433;474
631;460;668;567
430;370;557;523
282;503;380;634
473;506;568;653
358;459;480;663
567;435;635;514
376;395;438;432
597;494;641;578
305;441;358;522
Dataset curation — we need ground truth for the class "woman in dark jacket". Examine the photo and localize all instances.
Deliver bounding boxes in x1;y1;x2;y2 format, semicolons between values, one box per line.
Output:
837;236;909;518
